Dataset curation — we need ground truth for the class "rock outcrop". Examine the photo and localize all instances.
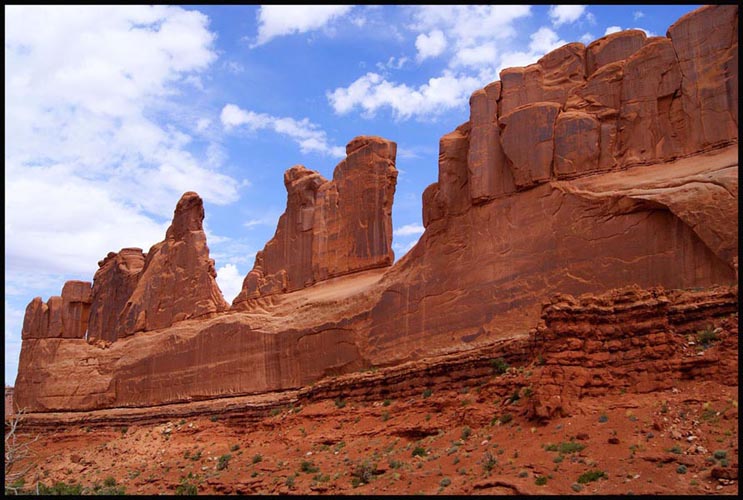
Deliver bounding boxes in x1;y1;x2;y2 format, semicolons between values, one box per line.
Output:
13;6;738;414
86;248;146;343
232;136;397;305
527;286;739;420
116;192;229;336
21;280;92;340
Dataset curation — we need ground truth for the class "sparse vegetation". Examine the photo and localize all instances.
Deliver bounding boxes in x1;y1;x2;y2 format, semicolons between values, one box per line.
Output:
669;445;683;454
598;414;608;423
335;398;347;409
461;426;472;440
482;451;497;473
300;460;319;473
252;454;263;464
490;358;509;374
439;477;451;488
383;399;392;406
545;441;586;454
216;453;232;471
713;450;727;460
676;464;687;474
535;475;548;486
351;460;376;487
695;326;718;347
499;413;513;424
422;388;433;399
210;415;218;422
230;444;239;452
412;446;426;458
577;470;607;484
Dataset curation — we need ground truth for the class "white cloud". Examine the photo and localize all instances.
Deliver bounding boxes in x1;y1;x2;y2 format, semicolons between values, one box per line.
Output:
585;12;597;25
5;6;242;296
392;239;418;256
633;11;645;20
394;223;425;237
253;5;354;47
196;118;212;132
580;32;595;44
549;5;586;27
4;302;26;385
327;70;486;121
215;263;245;303
604;25;623;36
415;30;447;61
221;104;344;157
376;56;409;71
328;5;532;122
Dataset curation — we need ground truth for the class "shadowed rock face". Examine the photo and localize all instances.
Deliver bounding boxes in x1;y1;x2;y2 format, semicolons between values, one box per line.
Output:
232;136;397;306
13;5;739;413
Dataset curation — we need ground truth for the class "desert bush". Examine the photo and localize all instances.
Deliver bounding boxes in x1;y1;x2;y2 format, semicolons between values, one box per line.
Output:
577;470;607;484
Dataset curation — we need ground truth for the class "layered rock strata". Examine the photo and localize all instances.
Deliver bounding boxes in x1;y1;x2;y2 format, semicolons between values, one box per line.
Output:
13;6;738;414
527;286;739;420
233;136;397;305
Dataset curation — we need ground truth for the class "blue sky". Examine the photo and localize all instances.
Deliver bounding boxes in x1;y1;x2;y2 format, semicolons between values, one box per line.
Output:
4;5;701;384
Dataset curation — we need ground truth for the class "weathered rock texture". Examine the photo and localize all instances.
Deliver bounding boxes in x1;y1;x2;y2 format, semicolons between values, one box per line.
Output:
87;248;146;343
14;6;739;414
232;136;397;305
527;286;739;420
21;280;92;340
115;192;229;336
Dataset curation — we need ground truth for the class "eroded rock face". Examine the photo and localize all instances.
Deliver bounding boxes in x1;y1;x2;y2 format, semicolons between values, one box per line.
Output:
87;248;145;343
117;192;229;336
233;136;397;305
527;286;739;420
21;280;92;340
13;6;739;414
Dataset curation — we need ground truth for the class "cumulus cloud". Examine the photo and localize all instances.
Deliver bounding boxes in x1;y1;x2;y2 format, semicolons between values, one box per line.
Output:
253;5;354;46
5;5;242;298
221;104;345;157
394;223;425;237
328;5;531;121
633;11;645;20
580;32;595;44
548;5;587;27
415;30;447;61
604;25;623;36
215;263;245;304
327;70;485;120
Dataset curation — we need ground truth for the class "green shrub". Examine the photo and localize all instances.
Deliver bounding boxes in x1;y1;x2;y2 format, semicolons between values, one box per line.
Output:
217;454;232;471
713;450;727;460
252;454;263;464
499;413;513;424
696;327;718;347
482;451;497;473
335;398;347;409
300;460;319;474
230;444;240;452
103;476;116;488
676;464;687;474
285;475;295;488
351;460;376;486
490;358;509;375
461;426;472;440
577;470;607;484
422;388;433;399
439;477;451;488
598;414;608;423
545;441;586;454
37;482;84;495
669;445;683;454
412;446;426;457
535;475;548;486
381;411;390;422
190;450;202;461
210;415;218;422
383;399;392;406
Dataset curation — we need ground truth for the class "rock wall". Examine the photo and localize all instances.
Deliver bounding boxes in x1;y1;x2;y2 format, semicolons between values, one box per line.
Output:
13;6;739;414
232;136;397;305
527;286;739;420
21;280;92;340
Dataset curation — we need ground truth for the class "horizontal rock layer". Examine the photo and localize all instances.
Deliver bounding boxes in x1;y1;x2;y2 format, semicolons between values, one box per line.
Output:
13;5;739;414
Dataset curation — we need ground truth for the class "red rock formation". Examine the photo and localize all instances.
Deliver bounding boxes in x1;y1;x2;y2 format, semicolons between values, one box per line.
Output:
87;248;146;343
233;136;397;305
21;280;92;339
116;192;229;336
527;286;738;420
585;29;647;76
12;6;739;414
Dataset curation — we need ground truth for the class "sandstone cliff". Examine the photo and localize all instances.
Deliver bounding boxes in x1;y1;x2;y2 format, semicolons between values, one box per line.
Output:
232;136;397;306
13;5;738;413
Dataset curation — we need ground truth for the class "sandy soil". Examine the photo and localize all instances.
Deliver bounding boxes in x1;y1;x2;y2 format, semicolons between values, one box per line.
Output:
12;377;738;495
